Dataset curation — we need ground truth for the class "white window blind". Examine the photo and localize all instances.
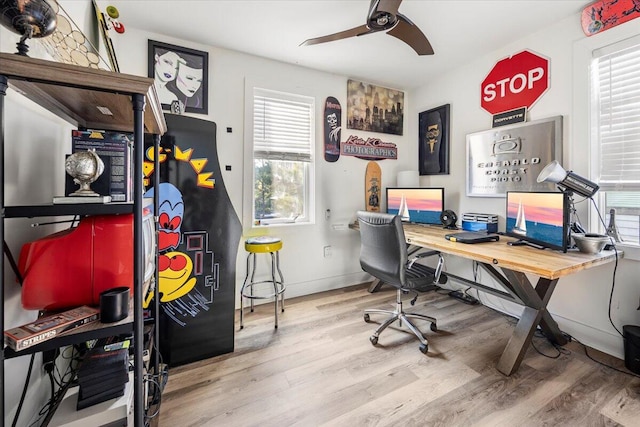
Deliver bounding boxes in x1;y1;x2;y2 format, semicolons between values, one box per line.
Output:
593;39;640;191
253;88;313;162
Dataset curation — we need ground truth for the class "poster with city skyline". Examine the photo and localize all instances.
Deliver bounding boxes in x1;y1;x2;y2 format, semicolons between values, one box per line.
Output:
346;80;404;135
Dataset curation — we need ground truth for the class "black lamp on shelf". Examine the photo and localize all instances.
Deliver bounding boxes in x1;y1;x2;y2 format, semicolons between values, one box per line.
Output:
0;0;57;56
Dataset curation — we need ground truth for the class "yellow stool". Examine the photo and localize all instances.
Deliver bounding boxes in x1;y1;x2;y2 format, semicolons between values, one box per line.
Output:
240;236;285;329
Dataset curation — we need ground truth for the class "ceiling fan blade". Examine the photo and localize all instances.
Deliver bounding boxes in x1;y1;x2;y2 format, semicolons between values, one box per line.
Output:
386;13;434;55
300;25;373;46
375;0;402;16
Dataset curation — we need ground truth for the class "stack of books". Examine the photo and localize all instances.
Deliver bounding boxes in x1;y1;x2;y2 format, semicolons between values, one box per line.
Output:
76;342;130;410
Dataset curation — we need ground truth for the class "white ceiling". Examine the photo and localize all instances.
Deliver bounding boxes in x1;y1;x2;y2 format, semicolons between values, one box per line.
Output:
103;0;591;90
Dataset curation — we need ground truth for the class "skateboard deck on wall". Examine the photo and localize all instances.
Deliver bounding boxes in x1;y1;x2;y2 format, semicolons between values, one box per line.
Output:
92;0;122;71
365;161;381;212
324;96;342;162
581;0;640;36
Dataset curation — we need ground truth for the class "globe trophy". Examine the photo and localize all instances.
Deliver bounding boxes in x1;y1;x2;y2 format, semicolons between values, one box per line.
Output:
65;149;105;197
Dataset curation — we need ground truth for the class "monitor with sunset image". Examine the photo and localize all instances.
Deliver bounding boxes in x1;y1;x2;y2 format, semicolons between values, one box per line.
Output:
386;187;444;225
505;191;569;252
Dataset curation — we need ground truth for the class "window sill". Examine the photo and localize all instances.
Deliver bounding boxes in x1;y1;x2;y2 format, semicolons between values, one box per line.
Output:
615;243;639;262
254;219;312;227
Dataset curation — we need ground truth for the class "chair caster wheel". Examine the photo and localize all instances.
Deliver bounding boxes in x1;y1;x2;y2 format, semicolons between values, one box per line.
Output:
430;323;437;332
364;313;370;323
419;343;428;354
370;335;378;345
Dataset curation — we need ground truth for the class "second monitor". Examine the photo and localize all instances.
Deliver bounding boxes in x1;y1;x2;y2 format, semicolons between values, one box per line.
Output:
386;187;444;225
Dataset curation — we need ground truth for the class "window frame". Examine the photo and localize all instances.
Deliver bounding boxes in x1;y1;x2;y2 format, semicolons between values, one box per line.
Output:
590;36;640;249
573;25;640;260
244;83;316;229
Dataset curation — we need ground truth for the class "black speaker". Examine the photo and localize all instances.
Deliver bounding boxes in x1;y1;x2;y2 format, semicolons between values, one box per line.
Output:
623;325;640;375
100;287;130;323
440;210;457;229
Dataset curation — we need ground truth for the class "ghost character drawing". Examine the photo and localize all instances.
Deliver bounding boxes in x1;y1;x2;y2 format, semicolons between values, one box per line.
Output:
145;182;184;252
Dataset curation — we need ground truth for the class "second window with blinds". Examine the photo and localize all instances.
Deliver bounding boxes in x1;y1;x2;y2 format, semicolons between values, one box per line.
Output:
591;36;640;246
251;88;315;226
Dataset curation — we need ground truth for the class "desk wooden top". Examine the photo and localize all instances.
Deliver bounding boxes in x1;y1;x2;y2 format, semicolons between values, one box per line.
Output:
351;222;621;280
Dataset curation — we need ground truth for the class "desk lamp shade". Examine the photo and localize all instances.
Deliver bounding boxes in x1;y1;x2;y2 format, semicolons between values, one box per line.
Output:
0;0;57;55
397;170;420;187
537;160;599;198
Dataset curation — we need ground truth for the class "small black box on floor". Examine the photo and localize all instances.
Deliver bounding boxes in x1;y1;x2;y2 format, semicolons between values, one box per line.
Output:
623;325;640;375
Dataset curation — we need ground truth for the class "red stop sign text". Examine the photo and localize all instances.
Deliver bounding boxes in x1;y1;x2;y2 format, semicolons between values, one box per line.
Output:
481;50;549;115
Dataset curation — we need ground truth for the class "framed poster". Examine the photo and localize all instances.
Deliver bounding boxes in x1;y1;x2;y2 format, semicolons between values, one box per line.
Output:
419;104;450;175
148;40;208;114
347;79;404;135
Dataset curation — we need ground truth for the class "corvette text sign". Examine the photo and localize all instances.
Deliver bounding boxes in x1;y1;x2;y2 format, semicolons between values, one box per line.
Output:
481;50;549;115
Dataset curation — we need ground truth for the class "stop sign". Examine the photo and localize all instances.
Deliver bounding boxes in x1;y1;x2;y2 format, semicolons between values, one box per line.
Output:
481;50;549;115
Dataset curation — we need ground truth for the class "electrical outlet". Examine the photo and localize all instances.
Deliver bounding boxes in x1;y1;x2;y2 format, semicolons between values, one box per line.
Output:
323;246;332;258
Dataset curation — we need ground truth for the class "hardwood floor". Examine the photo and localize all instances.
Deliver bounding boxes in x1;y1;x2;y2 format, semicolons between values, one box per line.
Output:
157;283;640;426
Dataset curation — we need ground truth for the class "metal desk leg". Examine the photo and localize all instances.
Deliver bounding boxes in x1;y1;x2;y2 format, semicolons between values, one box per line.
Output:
496;271;566;375
497;305;544;376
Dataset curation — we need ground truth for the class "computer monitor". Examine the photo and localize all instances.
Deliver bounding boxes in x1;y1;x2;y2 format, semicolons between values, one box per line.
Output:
505;191;569;252
386;187;444;225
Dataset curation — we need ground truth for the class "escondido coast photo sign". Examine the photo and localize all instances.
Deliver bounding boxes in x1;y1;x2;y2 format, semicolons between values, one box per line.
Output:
466;116;562;197
341;135;398;160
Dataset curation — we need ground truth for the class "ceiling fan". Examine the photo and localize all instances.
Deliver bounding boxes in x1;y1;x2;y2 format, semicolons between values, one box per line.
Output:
300;0;434;55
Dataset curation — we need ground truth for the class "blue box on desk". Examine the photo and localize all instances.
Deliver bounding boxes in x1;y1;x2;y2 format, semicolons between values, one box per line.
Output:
461;213;498;233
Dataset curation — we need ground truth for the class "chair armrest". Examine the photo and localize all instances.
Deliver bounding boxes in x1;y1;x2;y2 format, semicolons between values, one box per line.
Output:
407;251;444;283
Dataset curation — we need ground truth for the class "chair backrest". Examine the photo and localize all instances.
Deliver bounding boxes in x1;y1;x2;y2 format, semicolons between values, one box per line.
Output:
356;211;408;288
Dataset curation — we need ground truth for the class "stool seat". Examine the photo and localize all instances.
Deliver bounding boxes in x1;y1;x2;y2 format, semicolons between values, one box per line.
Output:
240;236;285;329
245;236;283;253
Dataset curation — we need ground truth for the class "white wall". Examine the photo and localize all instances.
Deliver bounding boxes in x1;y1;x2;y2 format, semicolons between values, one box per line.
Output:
409;16;640;359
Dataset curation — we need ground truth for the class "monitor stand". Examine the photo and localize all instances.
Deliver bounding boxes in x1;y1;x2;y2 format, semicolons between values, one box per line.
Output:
507;239;545;250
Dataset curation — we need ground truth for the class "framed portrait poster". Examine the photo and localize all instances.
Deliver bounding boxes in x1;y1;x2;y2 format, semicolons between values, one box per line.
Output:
419;104;450;175
148;40;209;114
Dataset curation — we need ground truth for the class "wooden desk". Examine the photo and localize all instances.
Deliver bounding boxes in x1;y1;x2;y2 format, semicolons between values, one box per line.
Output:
352;222;621;375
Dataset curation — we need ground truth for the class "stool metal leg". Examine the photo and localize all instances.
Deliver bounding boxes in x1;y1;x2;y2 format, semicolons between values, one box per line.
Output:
249;253;257;312
239;245;285;330
276;250;285;312
271;251;278;329
240;251;253;330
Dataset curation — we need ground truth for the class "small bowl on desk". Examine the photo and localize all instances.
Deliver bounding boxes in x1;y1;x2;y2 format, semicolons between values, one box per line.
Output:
572;233;609;254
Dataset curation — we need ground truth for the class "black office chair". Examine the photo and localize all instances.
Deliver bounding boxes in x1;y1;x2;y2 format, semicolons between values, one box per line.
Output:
357;211;446;354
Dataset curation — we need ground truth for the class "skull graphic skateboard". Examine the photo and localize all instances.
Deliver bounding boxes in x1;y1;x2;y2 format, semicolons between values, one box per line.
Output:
324;96;342;162
581;0;640;36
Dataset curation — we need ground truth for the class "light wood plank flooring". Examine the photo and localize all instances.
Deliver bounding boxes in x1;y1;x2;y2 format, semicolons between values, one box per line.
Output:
157;283;640;426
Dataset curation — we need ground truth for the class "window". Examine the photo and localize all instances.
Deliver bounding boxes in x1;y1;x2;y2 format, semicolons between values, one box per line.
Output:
591;37;640;246
251;88;315;226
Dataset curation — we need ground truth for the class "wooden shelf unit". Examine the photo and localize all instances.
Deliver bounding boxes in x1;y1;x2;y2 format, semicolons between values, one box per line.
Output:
0;52;166;426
